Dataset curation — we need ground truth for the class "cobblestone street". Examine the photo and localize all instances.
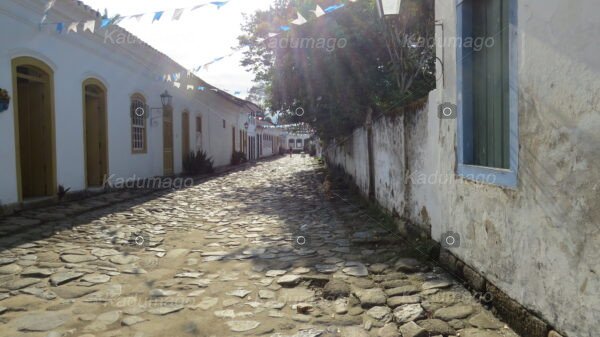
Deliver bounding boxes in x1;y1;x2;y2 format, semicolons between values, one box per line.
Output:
0;156;521;337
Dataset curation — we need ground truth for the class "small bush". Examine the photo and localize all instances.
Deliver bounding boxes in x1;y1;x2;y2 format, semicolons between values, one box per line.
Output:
231;151;247;165
183;150;214;175
309;144;317;157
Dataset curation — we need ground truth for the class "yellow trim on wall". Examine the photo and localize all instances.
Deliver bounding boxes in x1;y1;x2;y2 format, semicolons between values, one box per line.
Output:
11;56;57;202
181;109;190;160
82;78;109;188
130;93;147;154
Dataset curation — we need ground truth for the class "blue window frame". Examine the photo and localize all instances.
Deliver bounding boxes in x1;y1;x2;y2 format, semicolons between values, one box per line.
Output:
456;0;519;188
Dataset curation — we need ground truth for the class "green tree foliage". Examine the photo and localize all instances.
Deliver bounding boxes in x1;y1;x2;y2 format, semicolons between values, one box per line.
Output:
239;0;434;141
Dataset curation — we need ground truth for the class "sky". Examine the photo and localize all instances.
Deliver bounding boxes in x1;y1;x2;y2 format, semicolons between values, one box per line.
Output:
81;0;275;99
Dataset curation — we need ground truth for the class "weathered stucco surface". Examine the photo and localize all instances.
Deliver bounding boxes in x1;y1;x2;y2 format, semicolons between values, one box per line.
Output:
326;127;370;196
372;115;406;219
326;0;600;336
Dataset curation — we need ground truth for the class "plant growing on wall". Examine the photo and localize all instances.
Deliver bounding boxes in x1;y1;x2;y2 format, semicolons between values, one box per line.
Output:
183;151;214;175
57;185;71;201
239;0;435;142
0;88;10;112
231;151;248;166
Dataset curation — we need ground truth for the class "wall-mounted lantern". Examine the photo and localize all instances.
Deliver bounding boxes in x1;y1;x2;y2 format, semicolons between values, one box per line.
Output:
376;0;402;17
244;122;249;130
0;88;10;113
147;90;173;127
160;90;172;108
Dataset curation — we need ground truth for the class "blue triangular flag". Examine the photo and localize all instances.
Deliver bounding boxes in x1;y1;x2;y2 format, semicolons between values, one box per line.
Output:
100;18;111;28
280;25;291;31
324;4;345;13
210;1;229;9
56;22;64;33
153;11;164;22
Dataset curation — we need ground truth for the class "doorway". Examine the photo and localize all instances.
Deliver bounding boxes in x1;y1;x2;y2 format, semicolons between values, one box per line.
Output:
83;79;108;187
12;57;56;200
182;110;190;161
163;106;174;176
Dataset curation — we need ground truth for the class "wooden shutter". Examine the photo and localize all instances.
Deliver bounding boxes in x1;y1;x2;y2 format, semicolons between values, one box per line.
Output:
471;0;509;169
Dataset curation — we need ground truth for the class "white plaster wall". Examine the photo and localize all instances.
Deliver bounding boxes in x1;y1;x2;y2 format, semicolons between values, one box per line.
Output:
258;128;281;157
325;1;599;335
0;0;246;204
406;1;600;336
372;115;406;218
325;127;370;197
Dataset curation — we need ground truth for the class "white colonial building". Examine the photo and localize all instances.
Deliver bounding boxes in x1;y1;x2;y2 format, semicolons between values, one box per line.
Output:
285;132;312;153
0;0;276;210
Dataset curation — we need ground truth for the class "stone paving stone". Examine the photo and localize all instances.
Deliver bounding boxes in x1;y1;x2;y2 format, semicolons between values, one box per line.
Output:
399;321;428;337
12;312;69;331
0;156;522;337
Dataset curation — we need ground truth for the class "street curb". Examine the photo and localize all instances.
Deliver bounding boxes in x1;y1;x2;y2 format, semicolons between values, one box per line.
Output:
0;159;259;237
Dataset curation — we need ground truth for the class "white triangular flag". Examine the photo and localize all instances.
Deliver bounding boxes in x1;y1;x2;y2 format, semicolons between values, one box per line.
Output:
131;14;144;22
45;0;56;12
174;82;181;88
67;22;78;33
172;8;184;21
312;5;326;17
187;85;194;90
113;16;125;25
291;12;307;25
268;33;278;38
191;4;207;11
83;20;95;33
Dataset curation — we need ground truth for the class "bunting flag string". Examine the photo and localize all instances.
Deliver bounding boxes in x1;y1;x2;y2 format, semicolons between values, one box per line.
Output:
41;0;232;33
152;0;355;94
40;0;356;95
44;0;354;36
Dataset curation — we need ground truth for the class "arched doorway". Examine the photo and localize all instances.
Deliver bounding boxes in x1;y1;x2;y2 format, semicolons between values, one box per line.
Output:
83;79;108;187
12;57;56;200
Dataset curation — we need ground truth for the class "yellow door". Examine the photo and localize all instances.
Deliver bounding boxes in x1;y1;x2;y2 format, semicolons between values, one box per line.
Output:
84;82;108;187
163;107;174;176
181;111;190;160
15;63;54;199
